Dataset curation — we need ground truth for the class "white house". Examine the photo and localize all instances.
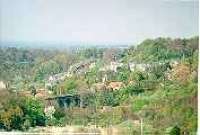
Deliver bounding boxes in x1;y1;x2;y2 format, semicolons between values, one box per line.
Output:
99;61;123;72
89;62;96;69
0;81;6;90
110;61;123;72
48;76;54;82
129;63;150;72
102;74;108;83
99;66;110;72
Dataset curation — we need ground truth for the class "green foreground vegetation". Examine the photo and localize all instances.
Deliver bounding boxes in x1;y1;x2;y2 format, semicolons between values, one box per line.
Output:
0;36;198;134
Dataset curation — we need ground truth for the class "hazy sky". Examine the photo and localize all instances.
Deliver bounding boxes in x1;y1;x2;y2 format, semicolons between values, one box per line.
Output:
0;0;198;44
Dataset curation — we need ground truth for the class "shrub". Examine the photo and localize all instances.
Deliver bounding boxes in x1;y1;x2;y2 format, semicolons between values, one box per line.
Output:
132;98;149;112
166;125;181;135
53;107;65;120
22;98;46;127
5;96;46;129
0;106;24;131
22;118;31;130
46;117;59;126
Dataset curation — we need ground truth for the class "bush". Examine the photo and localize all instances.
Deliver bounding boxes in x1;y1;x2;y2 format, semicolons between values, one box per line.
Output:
53;107;65;120
166;125;181;135
132;98;149;112
22;118;31;130
0;96;46;131
46;117;59;126
21;98;46;127
0;106;24;131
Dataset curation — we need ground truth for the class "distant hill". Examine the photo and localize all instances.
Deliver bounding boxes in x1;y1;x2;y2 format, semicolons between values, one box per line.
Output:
0;41;131;50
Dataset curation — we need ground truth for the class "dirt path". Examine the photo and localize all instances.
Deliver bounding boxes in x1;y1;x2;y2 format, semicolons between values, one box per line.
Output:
0;126;125;135
29;125;102;134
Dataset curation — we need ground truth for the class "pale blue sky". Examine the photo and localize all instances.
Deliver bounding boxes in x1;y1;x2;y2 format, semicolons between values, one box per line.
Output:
0;0;198;44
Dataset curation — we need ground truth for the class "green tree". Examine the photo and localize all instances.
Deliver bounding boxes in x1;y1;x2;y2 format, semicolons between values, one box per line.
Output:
21;98;46;127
